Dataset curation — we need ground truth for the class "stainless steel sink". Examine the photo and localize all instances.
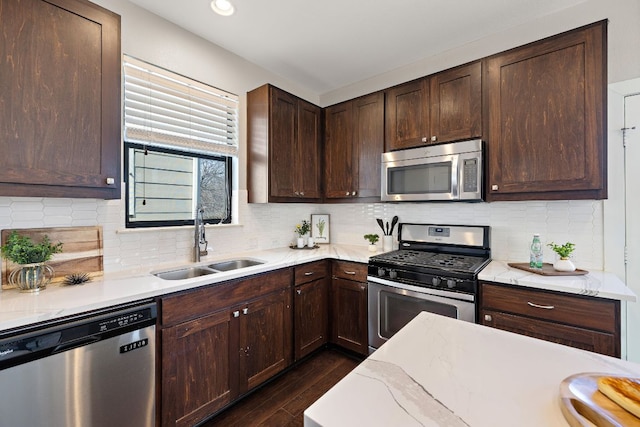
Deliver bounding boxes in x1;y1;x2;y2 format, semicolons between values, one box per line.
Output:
153;266;217;280
207;259;264;272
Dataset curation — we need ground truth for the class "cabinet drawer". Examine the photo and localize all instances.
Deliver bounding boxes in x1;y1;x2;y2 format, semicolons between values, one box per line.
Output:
480;283;618;333
295;260;328;285
160;268;293;327
332;260;367;282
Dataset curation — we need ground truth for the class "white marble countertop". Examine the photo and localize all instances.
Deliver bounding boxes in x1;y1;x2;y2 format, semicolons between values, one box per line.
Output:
304;312;640;427
0;244;372;333
479;260;636;302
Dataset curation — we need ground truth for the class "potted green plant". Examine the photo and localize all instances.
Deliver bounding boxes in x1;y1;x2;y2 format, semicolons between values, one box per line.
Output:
547;241;576;272
1;231;63;292
294;220;311;248
364;234;380;252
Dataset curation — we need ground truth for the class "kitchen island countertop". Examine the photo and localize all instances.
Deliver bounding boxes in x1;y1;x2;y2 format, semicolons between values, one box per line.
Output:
304;311;640;427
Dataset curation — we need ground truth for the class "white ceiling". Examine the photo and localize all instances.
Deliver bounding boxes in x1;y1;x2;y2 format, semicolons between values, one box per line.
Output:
128;0;587;95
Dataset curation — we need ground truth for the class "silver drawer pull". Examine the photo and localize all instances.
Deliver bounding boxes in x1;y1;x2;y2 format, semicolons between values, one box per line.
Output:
527;301;555;310
304;272;314;276
344;270;356;275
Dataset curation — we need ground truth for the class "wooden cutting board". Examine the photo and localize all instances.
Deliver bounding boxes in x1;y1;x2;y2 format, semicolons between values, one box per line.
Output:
1;226;103;289
560;373;640;427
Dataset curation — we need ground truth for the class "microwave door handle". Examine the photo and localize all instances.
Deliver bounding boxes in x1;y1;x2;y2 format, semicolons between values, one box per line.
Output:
451;155;460;199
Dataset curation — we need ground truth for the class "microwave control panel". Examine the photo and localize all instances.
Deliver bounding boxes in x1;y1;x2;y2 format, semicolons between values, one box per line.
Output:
463;159;478;192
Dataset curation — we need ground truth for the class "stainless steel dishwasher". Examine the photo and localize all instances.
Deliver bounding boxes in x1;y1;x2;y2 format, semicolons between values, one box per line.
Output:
0;300;157;427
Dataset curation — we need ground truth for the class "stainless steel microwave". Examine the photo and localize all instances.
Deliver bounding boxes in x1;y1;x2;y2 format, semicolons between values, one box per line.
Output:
381;139;483;202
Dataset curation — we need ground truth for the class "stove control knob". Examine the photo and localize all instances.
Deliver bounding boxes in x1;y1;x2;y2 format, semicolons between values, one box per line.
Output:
431;277;441;286
377;268;386;277
446;279;456;289
389;270;398;279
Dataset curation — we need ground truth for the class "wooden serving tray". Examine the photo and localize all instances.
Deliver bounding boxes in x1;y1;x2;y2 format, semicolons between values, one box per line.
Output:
560;373;640;427
2;226;103;289
508;262;588;276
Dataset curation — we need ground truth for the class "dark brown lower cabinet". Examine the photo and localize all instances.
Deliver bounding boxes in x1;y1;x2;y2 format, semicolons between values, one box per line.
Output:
159;269;293;427
480;282;620;357
294;277;329;360
330;261;369;356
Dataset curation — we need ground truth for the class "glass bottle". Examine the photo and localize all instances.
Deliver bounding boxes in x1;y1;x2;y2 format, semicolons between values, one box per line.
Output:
530;234;543;269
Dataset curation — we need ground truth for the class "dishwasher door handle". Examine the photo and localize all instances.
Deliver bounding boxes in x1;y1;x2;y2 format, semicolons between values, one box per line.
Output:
53;336;101;354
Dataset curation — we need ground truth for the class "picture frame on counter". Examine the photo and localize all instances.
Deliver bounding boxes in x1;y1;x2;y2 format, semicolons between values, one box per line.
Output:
311;214;330;244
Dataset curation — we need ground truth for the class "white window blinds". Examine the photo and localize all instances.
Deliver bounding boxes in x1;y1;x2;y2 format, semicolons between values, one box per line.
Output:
123;55;239;156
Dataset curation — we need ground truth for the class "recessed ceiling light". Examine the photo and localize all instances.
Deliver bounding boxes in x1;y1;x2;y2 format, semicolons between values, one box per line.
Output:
211;0;235;16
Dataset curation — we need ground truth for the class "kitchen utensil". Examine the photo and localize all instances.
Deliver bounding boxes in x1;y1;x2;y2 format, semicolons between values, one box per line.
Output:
390;216;398;235
376;219;386;234
386;222;390;236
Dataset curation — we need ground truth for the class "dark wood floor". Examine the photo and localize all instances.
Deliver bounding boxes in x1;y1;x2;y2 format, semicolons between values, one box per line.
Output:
200;349;361;426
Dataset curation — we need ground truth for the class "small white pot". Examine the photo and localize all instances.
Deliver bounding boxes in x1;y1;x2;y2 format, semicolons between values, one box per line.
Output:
307;236;315;248
368;244;377;252
297;237;305;248
553;257;576;272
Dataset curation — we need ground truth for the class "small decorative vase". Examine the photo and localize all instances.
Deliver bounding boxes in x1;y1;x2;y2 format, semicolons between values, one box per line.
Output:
383;235;393;252
9;262;54;293
307;236;315;248
553;257;576;272
297;237;305;248
368;244;377;252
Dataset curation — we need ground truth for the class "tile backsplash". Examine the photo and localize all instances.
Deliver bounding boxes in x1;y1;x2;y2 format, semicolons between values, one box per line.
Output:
0;191;603;278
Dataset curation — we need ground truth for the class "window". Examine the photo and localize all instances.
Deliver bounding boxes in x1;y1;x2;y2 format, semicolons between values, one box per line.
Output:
123;56;238;227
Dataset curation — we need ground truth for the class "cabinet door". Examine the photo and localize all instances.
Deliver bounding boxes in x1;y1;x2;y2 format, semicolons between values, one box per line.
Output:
238;289;293;393
161;309;237;427
324;101;355;198
353;92;384;199
385;79;430;151
269;87;298;198
331;277;368;355
481;310;618;357
486;21;607;201
430;61;482;144
295;278;329;360
0;0;121;199
297;100;322;199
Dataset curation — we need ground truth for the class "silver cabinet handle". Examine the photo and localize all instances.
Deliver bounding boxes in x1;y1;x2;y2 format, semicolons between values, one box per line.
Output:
421;136;427;142
242;308;249;315
431;136;437;142
106;177;115;185
360;285;366;291
300;191;304;196
527;301;555;310
345;191;351;196
484;314;492;322
491;184;499;191
344;270;356;275
304;272;314;276
233;310;240;318
296;289;302;295
352;191;357;196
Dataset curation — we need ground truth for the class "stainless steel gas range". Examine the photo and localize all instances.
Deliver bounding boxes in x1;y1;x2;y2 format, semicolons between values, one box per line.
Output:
367;223;490;352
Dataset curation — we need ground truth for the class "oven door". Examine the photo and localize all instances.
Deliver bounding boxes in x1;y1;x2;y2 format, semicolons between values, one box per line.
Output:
367;279;475;352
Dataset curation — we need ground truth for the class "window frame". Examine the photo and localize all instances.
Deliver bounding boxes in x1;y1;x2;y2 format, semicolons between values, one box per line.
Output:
124;141;233;228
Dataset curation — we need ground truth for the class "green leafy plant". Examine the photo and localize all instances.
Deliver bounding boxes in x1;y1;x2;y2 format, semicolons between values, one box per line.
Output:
547;241;575;259
294;220;311;237
364;234;380;245
1;231;63;264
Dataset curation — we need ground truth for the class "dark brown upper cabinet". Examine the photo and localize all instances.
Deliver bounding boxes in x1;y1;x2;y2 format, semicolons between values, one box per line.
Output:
485;21;607;201
324;92;384;201
385;61;482;151
0;0;121;199
247;84;322;203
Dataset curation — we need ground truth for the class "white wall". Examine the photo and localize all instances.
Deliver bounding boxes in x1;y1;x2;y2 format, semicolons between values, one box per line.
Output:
0;0;636;278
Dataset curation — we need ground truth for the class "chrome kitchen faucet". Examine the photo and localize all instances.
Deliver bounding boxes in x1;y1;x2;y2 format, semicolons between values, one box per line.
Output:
194;207;208;262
